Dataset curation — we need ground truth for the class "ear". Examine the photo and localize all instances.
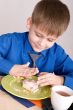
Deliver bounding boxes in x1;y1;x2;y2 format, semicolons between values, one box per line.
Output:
26;17;32;30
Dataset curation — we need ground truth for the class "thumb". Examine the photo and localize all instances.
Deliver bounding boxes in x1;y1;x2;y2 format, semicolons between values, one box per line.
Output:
23;62;30;67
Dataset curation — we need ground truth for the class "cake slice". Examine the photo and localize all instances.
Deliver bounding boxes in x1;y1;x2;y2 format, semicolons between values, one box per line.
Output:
23;79;39;93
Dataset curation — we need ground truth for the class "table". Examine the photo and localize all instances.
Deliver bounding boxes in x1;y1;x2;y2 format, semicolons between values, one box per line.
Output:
0;76;42;110
0;76;73;110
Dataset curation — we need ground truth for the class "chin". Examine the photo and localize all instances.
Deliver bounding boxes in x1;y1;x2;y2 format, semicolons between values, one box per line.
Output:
33;47;43;52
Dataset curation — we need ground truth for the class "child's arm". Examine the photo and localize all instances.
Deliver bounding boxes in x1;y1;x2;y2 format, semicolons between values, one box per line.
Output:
0;34;15;74
0;33;39;77
38;46;73;89
54;46;73;89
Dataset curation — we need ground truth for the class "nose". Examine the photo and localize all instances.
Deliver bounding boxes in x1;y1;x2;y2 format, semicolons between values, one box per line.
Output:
39;39;46;47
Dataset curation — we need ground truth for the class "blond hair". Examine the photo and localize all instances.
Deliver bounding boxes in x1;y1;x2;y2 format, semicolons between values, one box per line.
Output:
32;0;70;37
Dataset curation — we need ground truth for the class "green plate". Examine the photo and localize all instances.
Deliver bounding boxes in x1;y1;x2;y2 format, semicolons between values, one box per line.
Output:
1;75;51;100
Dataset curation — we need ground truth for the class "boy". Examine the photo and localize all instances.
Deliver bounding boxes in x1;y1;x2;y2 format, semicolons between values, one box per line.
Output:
0;0;73;89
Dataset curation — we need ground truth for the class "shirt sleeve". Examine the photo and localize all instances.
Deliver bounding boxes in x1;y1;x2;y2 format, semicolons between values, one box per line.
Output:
54;45;73;89
0;34;14;74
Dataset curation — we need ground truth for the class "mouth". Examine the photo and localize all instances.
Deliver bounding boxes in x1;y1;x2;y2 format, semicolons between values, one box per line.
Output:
31;42;43;52
34;43;44;50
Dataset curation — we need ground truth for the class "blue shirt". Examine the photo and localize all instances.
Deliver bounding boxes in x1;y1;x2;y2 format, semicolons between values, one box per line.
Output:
0;32;73;89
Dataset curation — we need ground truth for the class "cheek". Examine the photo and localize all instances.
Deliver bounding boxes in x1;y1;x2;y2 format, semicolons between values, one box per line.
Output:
29;34;38;43
46;42;54;48
32;36;39;42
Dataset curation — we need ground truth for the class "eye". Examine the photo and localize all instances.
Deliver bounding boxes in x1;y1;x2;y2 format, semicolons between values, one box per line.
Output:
35;33;42;38
47;38;54;42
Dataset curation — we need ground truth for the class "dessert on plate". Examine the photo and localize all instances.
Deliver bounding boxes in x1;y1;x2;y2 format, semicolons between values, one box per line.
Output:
23;78;39;93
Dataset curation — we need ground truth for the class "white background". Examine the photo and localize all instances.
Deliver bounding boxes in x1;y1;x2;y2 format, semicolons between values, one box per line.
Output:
0;0;73;59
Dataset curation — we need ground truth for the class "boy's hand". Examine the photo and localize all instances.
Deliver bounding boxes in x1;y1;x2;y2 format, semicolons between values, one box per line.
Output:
9;63;39;78
37;72;64;87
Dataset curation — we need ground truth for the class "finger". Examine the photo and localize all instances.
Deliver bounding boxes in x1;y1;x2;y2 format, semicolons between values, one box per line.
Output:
38;72;49;79
38;73;54;80
20;69;32;77
18;72;27;77
31;68;39;75
39;72;47;76
38;74;46;80
37;79;52;86
22;62;30;67
39;81;51;87
37;79;51;87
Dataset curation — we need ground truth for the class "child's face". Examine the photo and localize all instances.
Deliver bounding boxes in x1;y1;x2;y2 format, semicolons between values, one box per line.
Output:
28;25;57;52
